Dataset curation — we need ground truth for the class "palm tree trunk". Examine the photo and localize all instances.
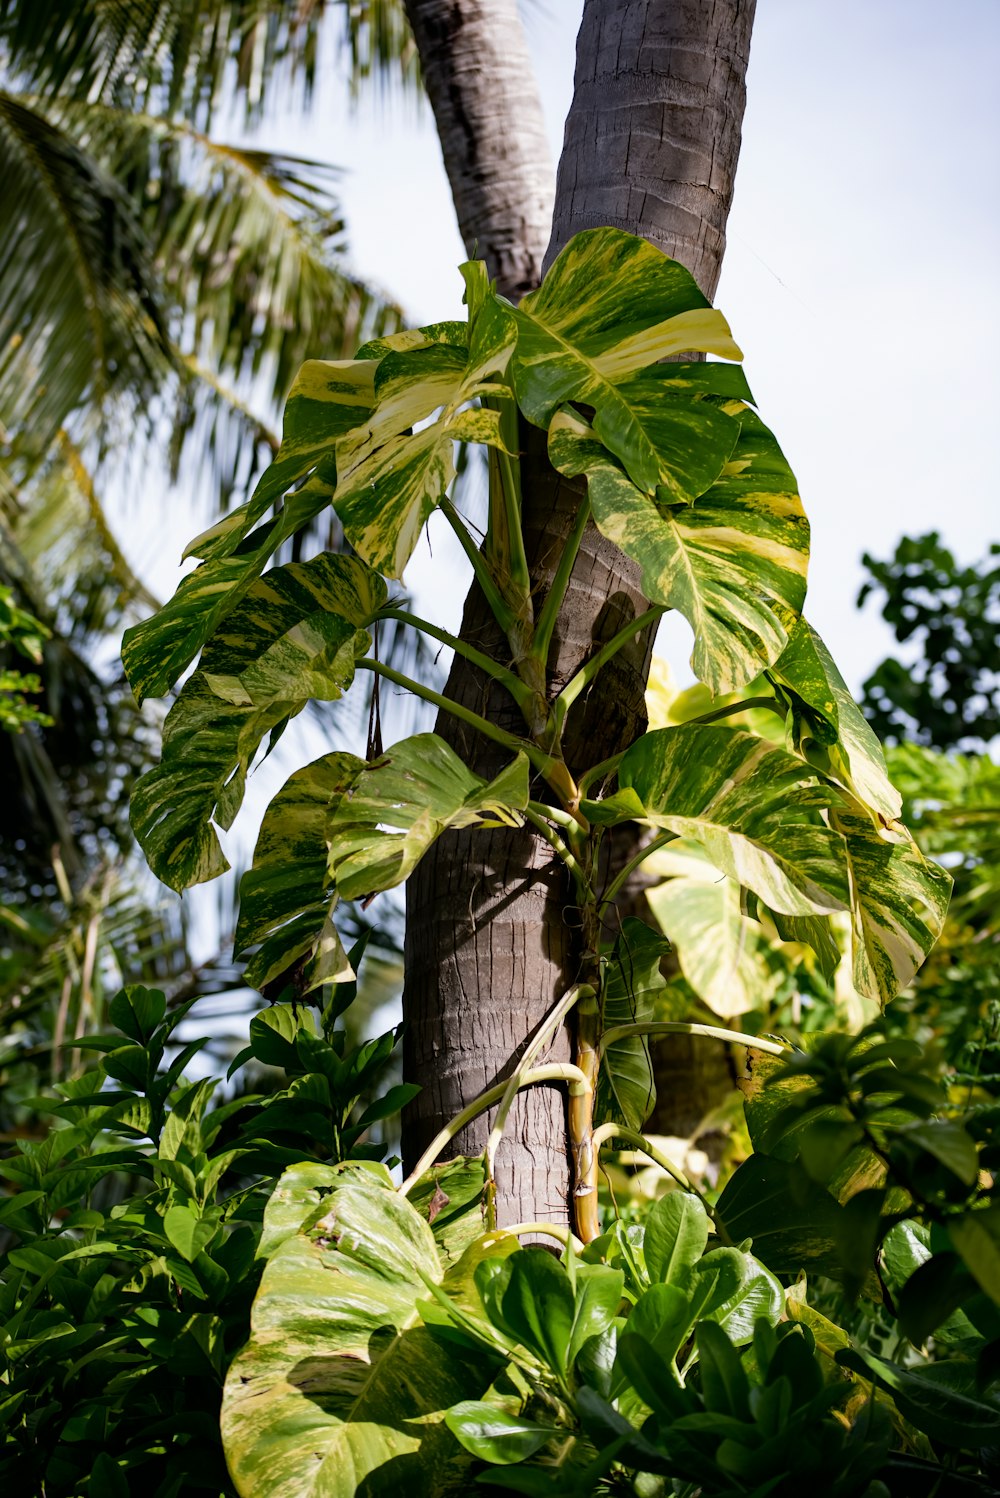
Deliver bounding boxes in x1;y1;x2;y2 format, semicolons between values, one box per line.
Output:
402;0;756;1227
402;0;554;298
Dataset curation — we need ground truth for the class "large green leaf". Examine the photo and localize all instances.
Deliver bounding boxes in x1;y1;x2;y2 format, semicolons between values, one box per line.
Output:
836;1347;1000;1450
642;1192;709;1288
511;227;742;437
768;620;902;825
646;845;780;1018
715;1154;847;1278
326;735;529;901
242;358;377;529
831;808;951;1005
333;295;516;578
221;1162;499;1497
620;725;850;918
123;482;335;704
131;555;382;890
549;407;808;693
236;752;366;993
596;918;669;1130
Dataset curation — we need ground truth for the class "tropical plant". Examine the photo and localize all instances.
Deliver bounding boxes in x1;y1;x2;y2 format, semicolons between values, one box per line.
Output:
112;225;968;1494
0;0;415;893
0;952;411;1494
124;224;949;1242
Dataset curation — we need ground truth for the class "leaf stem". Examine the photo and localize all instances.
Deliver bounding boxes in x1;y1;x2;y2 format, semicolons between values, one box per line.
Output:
523;806;594;898
440;496;517;634
504;1223;586;1253
485;984;595;1180
578;752;624;798
686;696;786;726
592;1121;719;1228
601;831;676;907
379;605;535;716
552;605;665;733
355;657;542;770
531;497;591;671
397;1061;590;1197
598;1021;792;1058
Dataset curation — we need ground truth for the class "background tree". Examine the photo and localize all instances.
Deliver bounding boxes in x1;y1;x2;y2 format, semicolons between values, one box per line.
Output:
858;531;1000;752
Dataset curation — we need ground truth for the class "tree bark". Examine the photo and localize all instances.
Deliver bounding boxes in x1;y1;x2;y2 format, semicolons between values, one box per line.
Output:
402;0;554;299
402;0;756;1228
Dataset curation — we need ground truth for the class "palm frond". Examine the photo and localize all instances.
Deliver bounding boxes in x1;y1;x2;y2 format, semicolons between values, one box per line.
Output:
0;91;171;446
0;0;419;125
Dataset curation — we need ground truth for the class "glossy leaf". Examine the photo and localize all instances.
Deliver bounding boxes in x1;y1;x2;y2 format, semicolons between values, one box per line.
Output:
836;1346;1000;1450
646;846;780;1017
620;725;850;918
618;1282;692;1370
131;555;380;890
327;735;529;901
549;406;808;692
511;227;742;434
236;751;366;992
715;1153;846;1278
831;808;951;1005
642;1192;709;1287
596;918;669;1129
476;1248;576;1381
123;355;378;703
221;1162;492;1497
333;295;516;577
768;619;902;825
241;358;376;529
444;1404;557;1465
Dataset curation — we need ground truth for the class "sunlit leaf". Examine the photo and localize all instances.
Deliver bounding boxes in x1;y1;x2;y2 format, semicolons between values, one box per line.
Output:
131;555;379;890
326;735;528;901
621;725;850;918
549;407;808;693
221;1161;492;1497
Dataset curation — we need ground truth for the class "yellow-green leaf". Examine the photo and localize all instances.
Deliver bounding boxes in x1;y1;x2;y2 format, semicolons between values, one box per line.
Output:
220;1162;496;1498
327;735;529;901
549;407;808;693
620;725;850;918
831;808;951;1006
768;620;902;825
512;227;741;435
236;751;366;992
131;555;382;891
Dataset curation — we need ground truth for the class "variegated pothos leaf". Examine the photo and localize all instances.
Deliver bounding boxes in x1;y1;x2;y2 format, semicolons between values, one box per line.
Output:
549;406;809;693
597;918;669;1130
768;619;903;825
130;555;384;891
646;846;781;1019
220;1161;502;1498
333;294;516;577
327;735;529;901
236;751;367;992
511;227;742;438
831;807;951;1006
620;724;850;918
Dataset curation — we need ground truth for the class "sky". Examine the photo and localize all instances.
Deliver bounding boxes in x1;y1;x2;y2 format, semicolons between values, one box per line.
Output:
219;0;998;697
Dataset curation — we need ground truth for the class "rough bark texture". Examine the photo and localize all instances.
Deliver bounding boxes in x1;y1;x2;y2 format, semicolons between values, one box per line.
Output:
402;0;756;1227
402;0;554;299
546;0;756;297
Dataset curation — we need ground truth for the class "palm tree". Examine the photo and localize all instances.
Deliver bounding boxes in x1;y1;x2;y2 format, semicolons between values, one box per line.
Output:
402;0;757;1226
0;0;415;884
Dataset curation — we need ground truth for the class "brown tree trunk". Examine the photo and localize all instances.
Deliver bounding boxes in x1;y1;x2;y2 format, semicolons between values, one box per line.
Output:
402;0;756;1227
